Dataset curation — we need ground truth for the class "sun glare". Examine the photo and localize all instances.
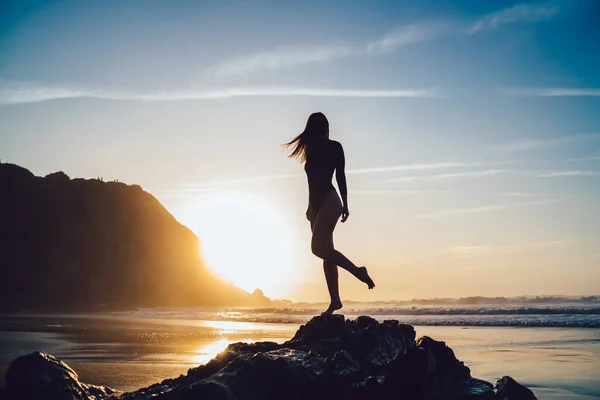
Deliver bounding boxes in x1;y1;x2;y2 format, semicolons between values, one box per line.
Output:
191;338;232;365
183;190;301;297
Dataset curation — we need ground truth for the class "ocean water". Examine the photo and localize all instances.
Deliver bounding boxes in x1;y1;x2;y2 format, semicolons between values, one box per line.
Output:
1;301;599;398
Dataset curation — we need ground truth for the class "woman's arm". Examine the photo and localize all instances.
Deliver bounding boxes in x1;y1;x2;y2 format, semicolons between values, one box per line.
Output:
335;142;350;222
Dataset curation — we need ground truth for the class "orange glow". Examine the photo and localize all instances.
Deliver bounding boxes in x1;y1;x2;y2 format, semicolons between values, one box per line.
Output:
191;338;232;365
184;190;301;296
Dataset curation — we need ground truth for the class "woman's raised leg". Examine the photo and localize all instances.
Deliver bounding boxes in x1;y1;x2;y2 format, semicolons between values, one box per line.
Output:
311;191;375;290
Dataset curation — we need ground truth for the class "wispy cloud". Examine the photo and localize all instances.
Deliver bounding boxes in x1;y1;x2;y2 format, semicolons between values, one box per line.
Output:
491;133;600;154
183;173;302;188
347;162;477;175
382;169;507;183
206;3;560;78
502;87;600;96
498;192;553;198
350;189;454;195
451;239;571;256
469;3;559;34
207;44;355;78
178;162;490;189
567;156;600;162
149;187;220;194
534;170;600;178
207;21;450;78
412;198;562;218
366;21;451;54
170;161;536;191
0;81;437;106
452;245;493;255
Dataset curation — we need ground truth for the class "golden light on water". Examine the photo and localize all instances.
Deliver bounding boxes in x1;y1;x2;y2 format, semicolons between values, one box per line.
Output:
191;338;232;365
184;190;301;296
201;319;291;332
202;319;262;333
190;321;279;365
189;320;297;365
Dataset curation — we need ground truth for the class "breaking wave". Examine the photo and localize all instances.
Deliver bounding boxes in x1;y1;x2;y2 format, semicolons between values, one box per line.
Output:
117;298;600;328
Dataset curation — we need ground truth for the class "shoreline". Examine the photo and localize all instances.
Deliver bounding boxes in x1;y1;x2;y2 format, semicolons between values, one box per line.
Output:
3;318;599;400
1;315;599;399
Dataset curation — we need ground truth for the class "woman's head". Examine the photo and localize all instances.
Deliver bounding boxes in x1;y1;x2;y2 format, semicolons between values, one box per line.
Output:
283;112;329;162
304;112;329;140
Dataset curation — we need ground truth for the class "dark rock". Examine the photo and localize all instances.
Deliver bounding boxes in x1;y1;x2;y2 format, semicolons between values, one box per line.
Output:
0;162;270;312
416;336;495;398
290;314;347;344
329;350;362;377
6;318;535;400
324;350;363;400
417;336;471;380
383;346;435;399
4;351;116;400
495;376;537;400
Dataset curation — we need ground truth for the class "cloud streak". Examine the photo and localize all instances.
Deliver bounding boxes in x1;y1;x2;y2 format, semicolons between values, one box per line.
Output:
171;161;548;190
0;81;438;106
567;156;600;162
205;3;560;77
350;189;454;195
180;161;490;189
534;170;600;178
491;132;600;154
382;169;507;183
183;173;303;188
208;45;355;78
451;239;571;256
413;198;562;218
208;21;449;78
498;192;554;198
502;87;600;97
346;162;477;175
366;21;451;54
469;3;559;34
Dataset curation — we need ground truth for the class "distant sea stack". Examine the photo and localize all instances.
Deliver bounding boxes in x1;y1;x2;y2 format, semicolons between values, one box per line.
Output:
0;162;269;312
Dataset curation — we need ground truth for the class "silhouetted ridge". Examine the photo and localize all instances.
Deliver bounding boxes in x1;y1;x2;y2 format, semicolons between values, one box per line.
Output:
0;162;268;311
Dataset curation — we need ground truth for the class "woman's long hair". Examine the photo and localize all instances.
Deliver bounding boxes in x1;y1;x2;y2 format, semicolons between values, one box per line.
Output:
283;112;329;162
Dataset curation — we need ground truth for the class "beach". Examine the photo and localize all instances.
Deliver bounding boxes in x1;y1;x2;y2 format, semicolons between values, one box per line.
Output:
1;309;599;399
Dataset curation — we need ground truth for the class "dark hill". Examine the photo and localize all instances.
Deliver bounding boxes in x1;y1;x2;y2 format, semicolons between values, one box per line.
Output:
0;162;268;312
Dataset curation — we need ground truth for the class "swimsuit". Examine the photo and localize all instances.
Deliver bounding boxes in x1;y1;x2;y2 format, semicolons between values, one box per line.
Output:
304;139;346;211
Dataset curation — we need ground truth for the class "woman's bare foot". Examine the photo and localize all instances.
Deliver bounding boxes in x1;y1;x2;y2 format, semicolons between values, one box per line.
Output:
358;266;375;289
320;299;343;316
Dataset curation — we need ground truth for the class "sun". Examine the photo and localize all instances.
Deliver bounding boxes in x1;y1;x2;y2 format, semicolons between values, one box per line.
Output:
182;190;301;297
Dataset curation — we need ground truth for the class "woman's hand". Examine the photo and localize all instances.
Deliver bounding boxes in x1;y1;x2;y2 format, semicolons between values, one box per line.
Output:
341;205;350;223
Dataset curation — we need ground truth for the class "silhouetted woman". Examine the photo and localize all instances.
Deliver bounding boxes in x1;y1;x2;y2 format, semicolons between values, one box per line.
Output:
284;112;375;316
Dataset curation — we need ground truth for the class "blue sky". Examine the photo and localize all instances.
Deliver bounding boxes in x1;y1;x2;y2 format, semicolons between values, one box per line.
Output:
1;0;599;301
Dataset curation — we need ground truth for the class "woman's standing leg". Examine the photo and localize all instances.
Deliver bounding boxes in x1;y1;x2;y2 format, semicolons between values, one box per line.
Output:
310;206;341;313
322;260;341;314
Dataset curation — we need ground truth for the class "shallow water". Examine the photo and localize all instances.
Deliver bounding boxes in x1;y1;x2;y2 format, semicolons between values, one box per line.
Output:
415;326;600;400
0;311;598;398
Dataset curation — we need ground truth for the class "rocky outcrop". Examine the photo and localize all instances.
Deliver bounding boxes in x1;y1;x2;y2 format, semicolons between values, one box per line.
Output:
495;376;537;400
3;351;116;400
1;316;537;400
0;162;268;312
